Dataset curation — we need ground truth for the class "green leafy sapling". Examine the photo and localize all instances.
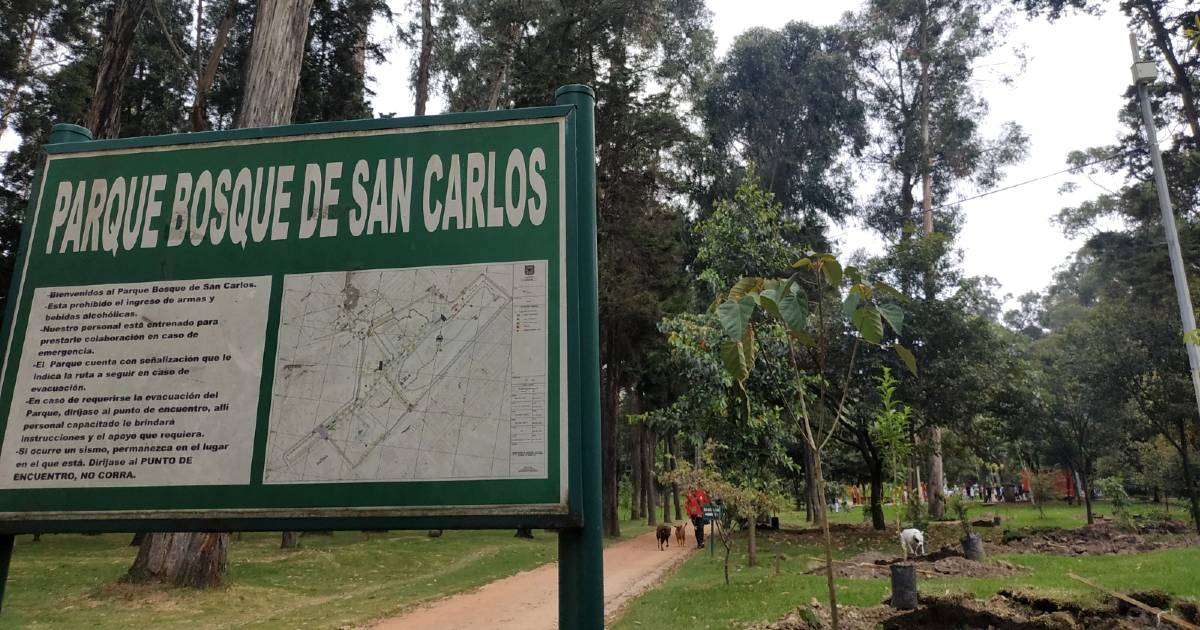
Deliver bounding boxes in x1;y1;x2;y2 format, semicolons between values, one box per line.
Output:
714;253;914;629
872;367;913;529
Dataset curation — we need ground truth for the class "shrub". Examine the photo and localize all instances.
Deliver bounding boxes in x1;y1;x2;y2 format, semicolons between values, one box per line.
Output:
1096;476;1133;529
947;495;972;537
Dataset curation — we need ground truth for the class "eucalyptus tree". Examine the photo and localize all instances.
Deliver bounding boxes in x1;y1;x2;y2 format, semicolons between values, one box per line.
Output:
698;22;865;227
843;0;1028;518
427;0;716;537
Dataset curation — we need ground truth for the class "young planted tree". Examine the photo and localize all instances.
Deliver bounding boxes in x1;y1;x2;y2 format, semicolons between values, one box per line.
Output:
715;254;913;630
661;457;785;584
871;367;913;530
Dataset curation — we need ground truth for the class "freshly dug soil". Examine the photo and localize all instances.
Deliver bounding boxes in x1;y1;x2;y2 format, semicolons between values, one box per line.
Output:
748;590;1177;630
807;546;1022;580
997;521;1196;556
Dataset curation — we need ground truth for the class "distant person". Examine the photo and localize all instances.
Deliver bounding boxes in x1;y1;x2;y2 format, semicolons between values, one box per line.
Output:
685;487;710;548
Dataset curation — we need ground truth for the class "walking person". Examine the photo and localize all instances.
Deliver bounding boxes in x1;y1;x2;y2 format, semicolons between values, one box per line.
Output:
685;486;710;548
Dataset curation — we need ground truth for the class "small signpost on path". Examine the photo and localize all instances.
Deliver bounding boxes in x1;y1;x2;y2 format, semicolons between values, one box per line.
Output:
0;85;603;627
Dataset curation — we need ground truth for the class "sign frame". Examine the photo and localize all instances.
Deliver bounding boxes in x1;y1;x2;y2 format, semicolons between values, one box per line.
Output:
0;100;593;536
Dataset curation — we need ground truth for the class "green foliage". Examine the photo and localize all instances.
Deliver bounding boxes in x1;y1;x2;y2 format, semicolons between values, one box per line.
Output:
848;0;1029;239
905;495;929;532
947;495;971;536
1096;476;1133;529
694;169;799;295
1029;470;1058;520
699;22;865;224
871;367;913;487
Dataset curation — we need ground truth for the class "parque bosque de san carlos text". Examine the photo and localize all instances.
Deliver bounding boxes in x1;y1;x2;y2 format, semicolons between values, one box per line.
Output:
43;149;551;256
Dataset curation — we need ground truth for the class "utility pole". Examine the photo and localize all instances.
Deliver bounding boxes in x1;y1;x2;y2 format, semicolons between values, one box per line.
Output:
1129;33;1200;419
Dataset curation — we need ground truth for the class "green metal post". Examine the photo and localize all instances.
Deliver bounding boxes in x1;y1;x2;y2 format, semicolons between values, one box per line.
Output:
48;123;93;145
555;84;603;629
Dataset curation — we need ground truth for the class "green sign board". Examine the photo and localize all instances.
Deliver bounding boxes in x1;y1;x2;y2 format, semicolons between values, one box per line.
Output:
0;104;590;532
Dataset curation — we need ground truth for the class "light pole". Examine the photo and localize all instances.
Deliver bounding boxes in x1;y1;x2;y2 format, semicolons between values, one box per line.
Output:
1129;34;1200;419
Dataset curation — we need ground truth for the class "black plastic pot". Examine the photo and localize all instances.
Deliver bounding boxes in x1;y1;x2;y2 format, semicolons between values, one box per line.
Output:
961;532;986;561
889;563;918;609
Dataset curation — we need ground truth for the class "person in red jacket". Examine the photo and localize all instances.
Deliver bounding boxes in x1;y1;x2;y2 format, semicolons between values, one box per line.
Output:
685;487;711;548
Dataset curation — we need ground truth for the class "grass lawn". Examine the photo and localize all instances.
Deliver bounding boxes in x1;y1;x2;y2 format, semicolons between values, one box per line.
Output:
0;518;655;629
613;502;1200;629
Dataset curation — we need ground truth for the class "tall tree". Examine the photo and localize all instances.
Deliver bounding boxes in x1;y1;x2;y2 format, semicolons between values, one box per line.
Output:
236;0;316;127
293;0;389;124
438;0;716;538
86;0;149;138
412;0;433;114
846;0;1028;518
128;0;317;582
699;22;865;227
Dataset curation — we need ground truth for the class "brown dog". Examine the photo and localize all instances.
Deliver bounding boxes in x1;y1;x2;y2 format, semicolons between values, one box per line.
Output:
675;522;687;547
656;523;671;550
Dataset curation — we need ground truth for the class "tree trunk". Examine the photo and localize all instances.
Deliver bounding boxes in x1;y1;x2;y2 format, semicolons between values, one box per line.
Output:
1081;466;1094;525
600;342;621;537
669;436;682;521
928;427;945;519
126;531;228;588
85;0;149;138
630;424;643;520
129;0;315;587
662;463;669;524
869;458;886;531
280;531;299;549
812;450;840;630
110;0;226;588
243;0;315;547
236;0;316;128
191;0;238;131
747;516;757;567
485;22;521;110
802;439;818;522
413;0;433;116
644;431;657;526
1175;418;1200;535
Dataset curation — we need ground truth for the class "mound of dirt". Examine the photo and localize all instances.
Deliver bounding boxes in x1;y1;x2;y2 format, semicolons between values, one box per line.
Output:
807;546;1022;580
998;521;1195;556
749;591;1171;630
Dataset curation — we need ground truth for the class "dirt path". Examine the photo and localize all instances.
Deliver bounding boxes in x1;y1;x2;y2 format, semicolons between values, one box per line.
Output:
372;526;701;629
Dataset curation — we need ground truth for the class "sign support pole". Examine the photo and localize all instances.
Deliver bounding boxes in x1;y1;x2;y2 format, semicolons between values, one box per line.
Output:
555;84;603;629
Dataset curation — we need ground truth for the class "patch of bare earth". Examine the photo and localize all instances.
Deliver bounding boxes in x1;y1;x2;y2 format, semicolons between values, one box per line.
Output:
805;546;1023;580
749;590;1200;630
997;521;1197;556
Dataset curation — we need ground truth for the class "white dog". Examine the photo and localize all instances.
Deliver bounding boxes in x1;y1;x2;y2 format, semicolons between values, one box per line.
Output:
900;528;926;557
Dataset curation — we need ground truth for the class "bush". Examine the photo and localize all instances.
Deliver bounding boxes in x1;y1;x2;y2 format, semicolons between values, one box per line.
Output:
1029;470;1058;520
947;495;971;536
1096;476;1133;529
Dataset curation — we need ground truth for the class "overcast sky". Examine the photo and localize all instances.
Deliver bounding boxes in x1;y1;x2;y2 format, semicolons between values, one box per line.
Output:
366;1;1139;308
0;3;1134;308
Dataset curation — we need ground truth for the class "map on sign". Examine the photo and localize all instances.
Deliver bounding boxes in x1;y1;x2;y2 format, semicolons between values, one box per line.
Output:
263;261;549;484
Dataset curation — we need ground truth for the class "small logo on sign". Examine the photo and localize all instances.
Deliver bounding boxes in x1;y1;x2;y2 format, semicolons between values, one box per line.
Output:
524;265;535;276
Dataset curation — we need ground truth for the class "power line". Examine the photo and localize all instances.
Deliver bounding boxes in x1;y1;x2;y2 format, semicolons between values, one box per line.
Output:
932;147;1139;211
